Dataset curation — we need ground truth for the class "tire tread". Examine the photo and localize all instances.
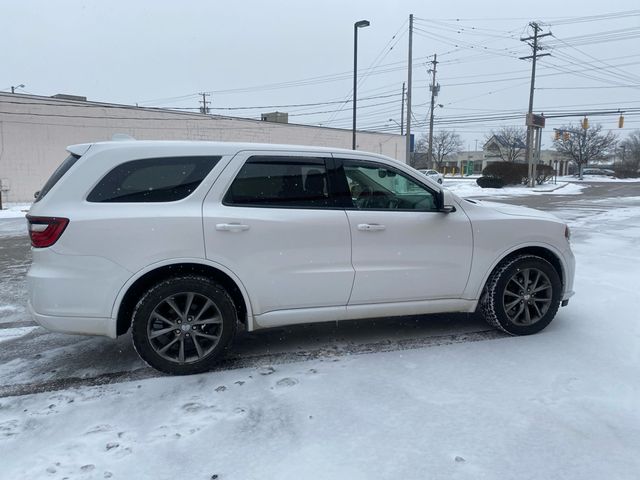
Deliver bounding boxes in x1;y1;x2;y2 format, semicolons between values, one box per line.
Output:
480;254;561;335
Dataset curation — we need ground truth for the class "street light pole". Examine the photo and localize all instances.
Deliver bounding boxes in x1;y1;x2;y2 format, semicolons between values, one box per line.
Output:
405;14;414;164
352;20;370;150
10;84;25;94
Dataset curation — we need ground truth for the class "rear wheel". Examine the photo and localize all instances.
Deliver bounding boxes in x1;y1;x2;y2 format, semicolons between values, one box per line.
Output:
480;255;562;335
131;276;236;374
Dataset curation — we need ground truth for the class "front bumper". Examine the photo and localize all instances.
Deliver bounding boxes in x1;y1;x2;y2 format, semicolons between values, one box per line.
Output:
561;244;576;303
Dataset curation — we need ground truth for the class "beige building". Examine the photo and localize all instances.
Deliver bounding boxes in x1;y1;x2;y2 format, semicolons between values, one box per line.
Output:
0;93;405;203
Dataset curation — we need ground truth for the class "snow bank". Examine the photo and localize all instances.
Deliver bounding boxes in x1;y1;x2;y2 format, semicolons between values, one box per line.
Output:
445;180;586;198
558;175;640;184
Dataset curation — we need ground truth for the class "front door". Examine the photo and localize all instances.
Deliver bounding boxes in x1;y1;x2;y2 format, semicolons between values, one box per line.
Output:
334;157;473;305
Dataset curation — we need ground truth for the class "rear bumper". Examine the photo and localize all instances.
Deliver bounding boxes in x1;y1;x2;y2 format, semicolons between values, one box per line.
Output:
28;301;116;338
26;248;129;338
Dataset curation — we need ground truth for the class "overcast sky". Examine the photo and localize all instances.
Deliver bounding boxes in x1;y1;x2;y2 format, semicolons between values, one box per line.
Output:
2;0;639;149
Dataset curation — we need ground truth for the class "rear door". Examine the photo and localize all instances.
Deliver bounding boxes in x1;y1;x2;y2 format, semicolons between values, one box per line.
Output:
202;151;354;315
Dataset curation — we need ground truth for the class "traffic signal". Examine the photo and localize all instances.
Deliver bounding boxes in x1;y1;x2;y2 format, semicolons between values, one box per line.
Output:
581;117;589;129
563;132;570;141
554;130;560;140
619;115;624;128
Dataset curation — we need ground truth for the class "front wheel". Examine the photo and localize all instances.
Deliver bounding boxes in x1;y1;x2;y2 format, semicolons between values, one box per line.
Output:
480;255;562;335
131;276;236;374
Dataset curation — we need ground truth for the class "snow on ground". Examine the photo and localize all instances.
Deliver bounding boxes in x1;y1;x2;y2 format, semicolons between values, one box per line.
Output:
0;203;31;219
441;175;640;199
1;199;640;479
0;232;30;325
558;175;640;184
0;203;30;237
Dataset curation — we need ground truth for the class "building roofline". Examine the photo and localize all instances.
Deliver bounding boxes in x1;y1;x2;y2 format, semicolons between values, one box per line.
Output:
0;92;401;137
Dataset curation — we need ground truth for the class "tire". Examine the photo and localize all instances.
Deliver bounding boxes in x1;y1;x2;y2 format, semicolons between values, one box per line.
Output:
131;275;237;375
480;255;562;335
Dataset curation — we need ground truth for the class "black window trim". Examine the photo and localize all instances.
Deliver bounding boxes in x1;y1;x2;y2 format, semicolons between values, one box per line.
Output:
222;155;345;210
221;154;441;212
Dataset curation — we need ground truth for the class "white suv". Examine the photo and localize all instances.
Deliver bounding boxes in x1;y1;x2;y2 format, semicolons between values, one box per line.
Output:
27;140;575;374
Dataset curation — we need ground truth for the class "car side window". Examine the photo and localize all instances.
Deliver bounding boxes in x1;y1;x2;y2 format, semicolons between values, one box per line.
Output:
87;156;220;203
224;156;331;208
342;160;437;211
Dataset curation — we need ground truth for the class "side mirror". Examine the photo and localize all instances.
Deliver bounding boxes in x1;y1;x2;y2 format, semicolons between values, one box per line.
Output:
435;189;456;213
440;205;456;214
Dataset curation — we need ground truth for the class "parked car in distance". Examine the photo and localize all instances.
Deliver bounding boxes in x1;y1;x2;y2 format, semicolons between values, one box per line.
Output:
27;140;575;374
580;168;616;177
418;168;444;184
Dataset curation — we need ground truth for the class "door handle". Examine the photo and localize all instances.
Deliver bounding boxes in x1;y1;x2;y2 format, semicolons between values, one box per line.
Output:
216;223;250;232
357;223;386;231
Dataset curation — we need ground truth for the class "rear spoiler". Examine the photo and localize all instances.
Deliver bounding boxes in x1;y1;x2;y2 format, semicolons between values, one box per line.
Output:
66;143;93;157
66;134;136;157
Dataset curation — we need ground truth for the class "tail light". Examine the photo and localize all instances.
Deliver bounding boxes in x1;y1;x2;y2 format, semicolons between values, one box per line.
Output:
26;215;69;248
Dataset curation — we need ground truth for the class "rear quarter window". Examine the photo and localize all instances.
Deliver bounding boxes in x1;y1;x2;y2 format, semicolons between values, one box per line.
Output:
35;154;80;202
87;156;221;203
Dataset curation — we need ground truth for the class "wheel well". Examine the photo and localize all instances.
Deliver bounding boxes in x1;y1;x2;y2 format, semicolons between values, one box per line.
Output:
494;247;564;286
116;263;248;336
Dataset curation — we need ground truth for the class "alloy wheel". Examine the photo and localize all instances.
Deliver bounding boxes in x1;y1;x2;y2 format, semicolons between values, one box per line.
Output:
502;268;553;326
147;292;223;364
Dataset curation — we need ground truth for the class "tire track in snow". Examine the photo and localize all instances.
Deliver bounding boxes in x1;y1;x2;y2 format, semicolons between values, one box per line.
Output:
0;328;506;398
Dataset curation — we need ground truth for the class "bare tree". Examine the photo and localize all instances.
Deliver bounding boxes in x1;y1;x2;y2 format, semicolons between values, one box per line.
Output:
412;136;430;169
618;130;640;178
553;124;617;179
431;131;464;169
485;127;527;163
414;131;463;169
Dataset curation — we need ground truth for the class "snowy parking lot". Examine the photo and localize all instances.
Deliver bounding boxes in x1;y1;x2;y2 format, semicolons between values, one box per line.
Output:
1;181;639;479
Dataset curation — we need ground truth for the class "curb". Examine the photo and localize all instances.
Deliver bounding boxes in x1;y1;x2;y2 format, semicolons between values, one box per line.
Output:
532;182;569;193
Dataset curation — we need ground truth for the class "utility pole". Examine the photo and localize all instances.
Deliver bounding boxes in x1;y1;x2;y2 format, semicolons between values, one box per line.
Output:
520;22;551;187
427;54;439;167
199;92;211;114
400;82;405;136
405;14;414;165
